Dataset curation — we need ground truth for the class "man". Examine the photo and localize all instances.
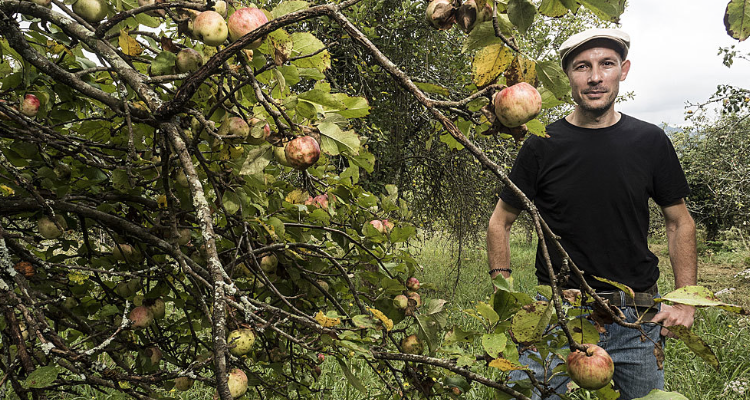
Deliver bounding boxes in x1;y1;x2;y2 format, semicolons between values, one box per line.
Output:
486;29;697;399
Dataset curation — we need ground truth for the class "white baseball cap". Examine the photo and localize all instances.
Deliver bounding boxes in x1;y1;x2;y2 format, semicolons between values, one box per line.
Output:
559;28;630;69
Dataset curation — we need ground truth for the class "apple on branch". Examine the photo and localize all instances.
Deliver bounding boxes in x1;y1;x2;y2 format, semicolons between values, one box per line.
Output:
192;11;228;47
566;344;614;390
493;82;542;128
227;6;270;49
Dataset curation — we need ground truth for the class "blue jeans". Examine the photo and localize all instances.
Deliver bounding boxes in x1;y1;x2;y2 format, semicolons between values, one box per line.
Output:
509;293;664;400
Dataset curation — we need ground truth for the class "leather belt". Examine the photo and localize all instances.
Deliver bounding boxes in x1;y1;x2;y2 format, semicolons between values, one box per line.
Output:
595;284;658;308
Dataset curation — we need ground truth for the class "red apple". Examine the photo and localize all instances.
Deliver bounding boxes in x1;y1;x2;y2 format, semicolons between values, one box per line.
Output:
174;376;194;391
425;0;456;30
145;346;162;365
246;117;271;145
20;94;40;117
400;334;424;354
218;116;250;144
316;353;325;364
393;294;409;309
406;277;420;291
382;219;394;232
129;305;154;329
227;368;248;398
493;82;542;128
407;291;422;307
137;0;165;17
305;193;329;209
456;0;492;33
259;254;278;273
284;136;320;170
227;7;269;49
566;344;614;390
368;219;384;233
175;48;203;73
147;298;166;319
193;11;228;47
72;0;109;23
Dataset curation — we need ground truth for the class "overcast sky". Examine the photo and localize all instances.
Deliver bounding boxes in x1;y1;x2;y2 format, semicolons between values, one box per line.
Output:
616;0;750;127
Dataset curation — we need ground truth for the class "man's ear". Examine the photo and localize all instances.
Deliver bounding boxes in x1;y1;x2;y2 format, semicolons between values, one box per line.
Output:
620;59;631;81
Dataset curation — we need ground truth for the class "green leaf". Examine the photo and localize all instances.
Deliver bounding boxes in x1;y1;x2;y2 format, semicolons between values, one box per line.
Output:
537;60;569;100
150;51;176;76
592;276;635;299
440;134;464;150
222;191;241;215
462;21;503;53
666;325;721;371
482;333;507;358
724;0;750;41
539;0;568;17
335;358;368;393
656;285;748;314
510;301;553;344
291;32;330;72
525;119;547;137
493;289;532;321
507;0;537;34
318;121;360;155
239;146;273;176
272;0;309;18
632;389;690;400
24;366;59;388
443;325;475;345
566;317;600;344
299;89;345;111
332;94;370;118
352;314;379;329
416;313;442;353
472;43;514;87
476;301;500;325
413;81;450;97
388;225;416;243
578;0;626;23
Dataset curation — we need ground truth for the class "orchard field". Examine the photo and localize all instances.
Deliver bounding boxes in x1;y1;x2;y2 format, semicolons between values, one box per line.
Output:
2;0;750;398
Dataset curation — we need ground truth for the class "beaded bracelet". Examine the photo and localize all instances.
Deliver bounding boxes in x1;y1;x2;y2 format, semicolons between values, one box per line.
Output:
488;268;512;276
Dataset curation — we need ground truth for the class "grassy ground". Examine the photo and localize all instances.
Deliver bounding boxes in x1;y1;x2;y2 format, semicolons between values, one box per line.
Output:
412;228;750;400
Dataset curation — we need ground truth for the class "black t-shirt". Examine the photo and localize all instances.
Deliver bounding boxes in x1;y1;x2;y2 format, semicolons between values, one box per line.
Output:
499;114;690;292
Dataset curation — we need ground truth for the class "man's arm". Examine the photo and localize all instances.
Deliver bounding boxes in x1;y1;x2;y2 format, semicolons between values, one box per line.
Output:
487;199;522;280
652;199;697;336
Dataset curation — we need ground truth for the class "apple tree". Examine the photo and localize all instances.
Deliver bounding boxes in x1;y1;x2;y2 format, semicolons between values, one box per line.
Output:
1;0;748;399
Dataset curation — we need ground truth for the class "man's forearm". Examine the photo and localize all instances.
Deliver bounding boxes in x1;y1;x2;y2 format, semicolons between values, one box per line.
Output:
666;216;697;289
487;223;512;279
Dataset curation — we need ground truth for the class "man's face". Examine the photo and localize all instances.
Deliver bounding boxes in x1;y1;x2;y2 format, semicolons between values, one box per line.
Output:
565;41;631;114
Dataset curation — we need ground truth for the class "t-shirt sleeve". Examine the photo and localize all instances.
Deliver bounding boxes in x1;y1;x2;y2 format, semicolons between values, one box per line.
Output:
499;140;539;210
651;133;690;206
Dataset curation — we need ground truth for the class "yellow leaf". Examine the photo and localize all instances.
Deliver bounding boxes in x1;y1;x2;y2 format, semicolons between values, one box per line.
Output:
157;195;168;208
367;307;393;331
315;311;341;328
0;184;15;196
488;357;527;371
119;30;143;57
285;189;308;204
472;43;514;87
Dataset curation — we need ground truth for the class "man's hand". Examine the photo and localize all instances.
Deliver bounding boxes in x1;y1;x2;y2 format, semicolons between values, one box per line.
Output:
651;303;695;338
